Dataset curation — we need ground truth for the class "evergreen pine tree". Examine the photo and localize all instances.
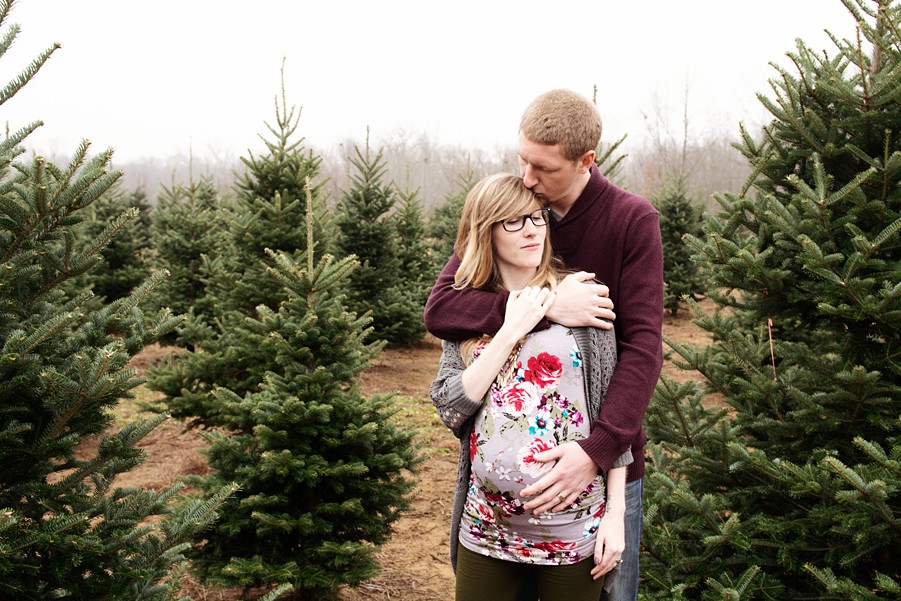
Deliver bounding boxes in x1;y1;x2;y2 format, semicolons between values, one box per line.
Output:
185;208;419;599
145;173;223;344
209;65;329;317
592;84;630;186
654;177;705;316
335;134;425;346
77;184;152;302
148;71;330;425
0;4;233;597
395;177;437;321
642;2;901;598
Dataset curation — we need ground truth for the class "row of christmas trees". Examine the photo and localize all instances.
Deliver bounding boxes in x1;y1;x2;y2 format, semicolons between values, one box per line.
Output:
2;0;898;599
0;8;422;599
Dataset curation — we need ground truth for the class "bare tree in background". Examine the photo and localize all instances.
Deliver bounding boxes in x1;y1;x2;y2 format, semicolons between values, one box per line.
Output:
625;82;749;208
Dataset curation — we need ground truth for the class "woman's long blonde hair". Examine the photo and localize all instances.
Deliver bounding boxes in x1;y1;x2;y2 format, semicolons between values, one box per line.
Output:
453;174;563;365
453;173;559;293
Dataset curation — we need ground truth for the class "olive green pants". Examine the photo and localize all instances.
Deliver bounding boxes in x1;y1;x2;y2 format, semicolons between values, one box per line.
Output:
455;544;604;601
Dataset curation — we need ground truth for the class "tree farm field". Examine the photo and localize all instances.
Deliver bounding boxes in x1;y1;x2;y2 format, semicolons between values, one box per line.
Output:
102;300;713;601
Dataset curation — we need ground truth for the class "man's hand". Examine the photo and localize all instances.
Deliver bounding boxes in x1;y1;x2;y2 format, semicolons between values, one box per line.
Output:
520;442;598;514
545;271;615;329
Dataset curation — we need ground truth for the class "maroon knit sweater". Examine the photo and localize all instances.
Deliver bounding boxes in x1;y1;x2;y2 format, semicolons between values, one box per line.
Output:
424;165;664;482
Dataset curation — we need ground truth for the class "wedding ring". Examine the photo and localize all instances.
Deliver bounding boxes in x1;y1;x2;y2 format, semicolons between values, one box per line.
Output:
616;558;624;565
556;493;566;501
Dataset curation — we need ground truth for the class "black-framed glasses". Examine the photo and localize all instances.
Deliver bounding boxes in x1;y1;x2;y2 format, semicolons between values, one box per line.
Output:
499;208;550;232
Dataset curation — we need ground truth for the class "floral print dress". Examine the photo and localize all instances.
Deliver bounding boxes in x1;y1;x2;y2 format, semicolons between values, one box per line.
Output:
458;324;606;565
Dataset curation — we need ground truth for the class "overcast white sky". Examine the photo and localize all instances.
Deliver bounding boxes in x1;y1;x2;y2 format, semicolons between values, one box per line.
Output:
0;1;864;163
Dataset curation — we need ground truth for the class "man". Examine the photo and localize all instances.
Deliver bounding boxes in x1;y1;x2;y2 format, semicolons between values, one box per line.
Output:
424;89;663;600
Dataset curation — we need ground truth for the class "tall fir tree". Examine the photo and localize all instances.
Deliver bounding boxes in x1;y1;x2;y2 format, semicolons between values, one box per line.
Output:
145;173;224;345
642;1;900;599
149;71;331;425
395;176;437;322
182;201;419;599
654;177;706;316
208;64;330;318
0;3;233;597
335;134;425;347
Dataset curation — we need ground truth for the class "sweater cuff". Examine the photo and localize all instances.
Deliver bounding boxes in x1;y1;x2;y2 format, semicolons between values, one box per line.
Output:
610;449;633;469
576;429;626;474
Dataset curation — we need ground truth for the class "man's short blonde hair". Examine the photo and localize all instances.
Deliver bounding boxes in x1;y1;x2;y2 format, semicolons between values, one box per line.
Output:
519;89;603;162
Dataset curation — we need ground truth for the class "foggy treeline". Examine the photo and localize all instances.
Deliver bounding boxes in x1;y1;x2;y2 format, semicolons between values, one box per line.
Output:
46;86;756;215
105;126;749;216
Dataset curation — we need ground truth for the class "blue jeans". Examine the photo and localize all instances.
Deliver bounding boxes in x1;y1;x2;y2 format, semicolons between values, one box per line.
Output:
602;478;644;601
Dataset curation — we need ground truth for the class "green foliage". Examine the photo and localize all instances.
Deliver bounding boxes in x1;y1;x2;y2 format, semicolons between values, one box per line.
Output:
395;181;437;307
334;136;426;347
208;69;330;318
184;248;420;599
0;6;234;592
642;2;901;599
76;184;152;302
149;73;332;425
654;178;706;315
145;174;224;344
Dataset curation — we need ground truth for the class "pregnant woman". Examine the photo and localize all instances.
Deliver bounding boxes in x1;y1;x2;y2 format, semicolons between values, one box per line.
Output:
429;173;630;601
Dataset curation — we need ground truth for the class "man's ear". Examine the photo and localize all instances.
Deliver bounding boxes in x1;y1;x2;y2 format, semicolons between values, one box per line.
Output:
577;151;596;173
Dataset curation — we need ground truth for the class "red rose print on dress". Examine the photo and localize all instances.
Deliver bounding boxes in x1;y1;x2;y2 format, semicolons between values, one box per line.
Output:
517;437;557;478
525;352;563;389
492;380;540;416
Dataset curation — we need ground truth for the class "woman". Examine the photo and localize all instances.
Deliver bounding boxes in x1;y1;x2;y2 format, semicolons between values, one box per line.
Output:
429;173;630;601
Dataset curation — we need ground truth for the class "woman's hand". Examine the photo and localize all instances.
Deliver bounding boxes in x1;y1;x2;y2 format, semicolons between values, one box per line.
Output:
499;286;556;341
459;286;555;401
590;503;626;580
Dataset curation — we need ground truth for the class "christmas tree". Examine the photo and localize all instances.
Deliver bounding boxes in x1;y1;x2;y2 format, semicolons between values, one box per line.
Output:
148;70;330;426
77;184;152;302
654;178;706;316
184;200;419;599
642;1;900;598
208;64;330;318
145;173;224;346
334;134;426;347
394;178;437;320
426;165;478;268
0;3;232;597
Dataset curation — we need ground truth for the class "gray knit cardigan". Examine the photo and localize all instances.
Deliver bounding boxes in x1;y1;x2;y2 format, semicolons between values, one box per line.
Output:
429;326;632;571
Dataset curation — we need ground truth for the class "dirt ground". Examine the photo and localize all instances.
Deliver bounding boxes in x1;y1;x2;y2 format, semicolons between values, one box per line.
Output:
110;300;714;600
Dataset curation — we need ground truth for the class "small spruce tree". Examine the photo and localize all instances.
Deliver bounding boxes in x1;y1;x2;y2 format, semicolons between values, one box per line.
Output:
654;177;706;316
394;178;436;321
334;134;425;346
208;65;330;318
77;184;152;302
642;2;901;599
186;207;419;599
145;174;224;345
149;72;330;425
426;165;478;269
